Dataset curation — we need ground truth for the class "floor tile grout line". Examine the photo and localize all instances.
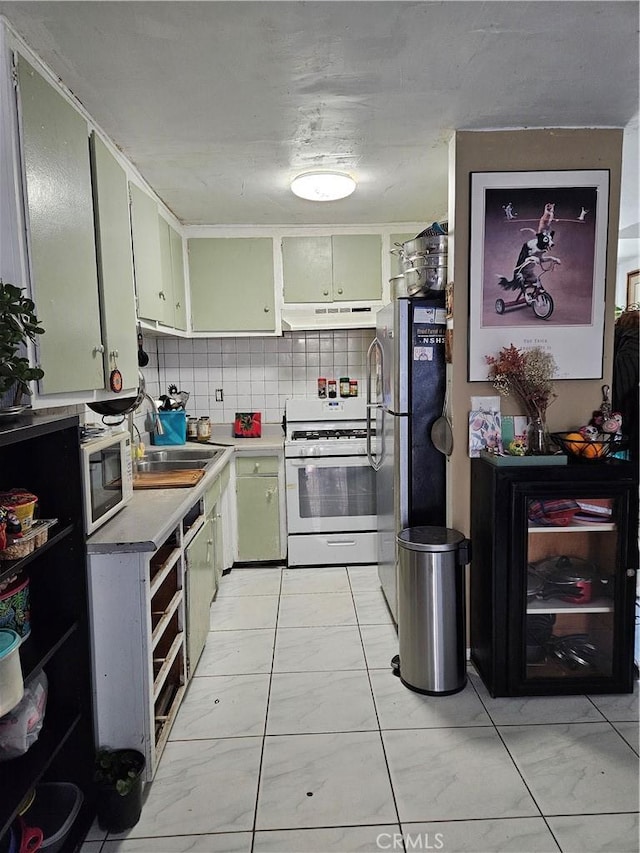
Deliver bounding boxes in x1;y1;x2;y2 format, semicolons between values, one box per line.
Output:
248;566;284;853
348;568;407;849
466;672;552;828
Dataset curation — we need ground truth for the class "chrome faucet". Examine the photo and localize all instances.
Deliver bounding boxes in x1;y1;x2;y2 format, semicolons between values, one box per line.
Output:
141;391;165;435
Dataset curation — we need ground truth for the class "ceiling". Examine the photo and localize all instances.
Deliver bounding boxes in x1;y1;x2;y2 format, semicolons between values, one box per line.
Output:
0;1;638;232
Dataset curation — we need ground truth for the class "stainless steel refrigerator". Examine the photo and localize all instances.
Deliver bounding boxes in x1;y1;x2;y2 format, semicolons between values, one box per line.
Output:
366;294;447;622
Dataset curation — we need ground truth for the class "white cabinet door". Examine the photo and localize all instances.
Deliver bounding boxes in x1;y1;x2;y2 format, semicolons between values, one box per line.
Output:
17;55;104;393
90;133;138;392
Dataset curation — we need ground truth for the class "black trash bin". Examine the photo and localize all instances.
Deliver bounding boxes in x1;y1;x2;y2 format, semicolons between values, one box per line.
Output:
393;526;470;695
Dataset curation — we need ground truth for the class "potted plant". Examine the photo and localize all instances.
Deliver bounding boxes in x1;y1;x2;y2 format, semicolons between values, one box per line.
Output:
94;747;145;832
0;280;45;407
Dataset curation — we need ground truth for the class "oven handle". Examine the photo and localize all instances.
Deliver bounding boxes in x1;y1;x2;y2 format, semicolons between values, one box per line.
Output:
286;455;369;466
366;337;383;472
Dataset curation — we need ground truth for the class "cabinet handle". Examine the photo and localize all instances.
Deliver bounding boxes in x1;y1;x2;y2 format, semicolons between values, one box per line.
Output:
323;289;330;296
93;344;105;355
627;569;636;577
266;487;276;502
159;291;166;300
337;288;343;295
263;306;270;313
109;349;119;359
254;463;260;473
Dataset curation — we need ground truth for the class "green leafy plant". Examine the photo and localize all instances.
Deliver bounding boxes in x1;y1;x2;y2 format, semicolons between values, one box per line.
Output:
94;748;144;796
0;280;45;405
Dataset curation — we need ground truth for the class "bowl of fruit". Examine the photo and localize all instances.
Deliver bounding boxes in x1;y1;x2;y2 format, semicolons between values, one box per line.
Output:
551;430;628;461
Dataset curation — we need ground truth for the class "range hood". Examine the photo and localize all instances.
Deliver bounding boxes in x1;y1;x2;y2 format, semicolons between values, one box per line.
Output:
280;304;380;331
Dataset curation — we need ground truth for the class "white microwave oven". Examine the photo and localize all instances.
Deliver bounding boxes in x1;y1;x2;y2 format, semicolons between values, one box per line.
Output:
81;431;134;535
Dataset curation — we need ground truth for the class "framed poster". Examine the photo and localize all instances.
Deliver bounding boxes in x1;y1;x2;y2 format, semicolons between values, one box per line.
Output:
468;170;609;380
627;268;640;307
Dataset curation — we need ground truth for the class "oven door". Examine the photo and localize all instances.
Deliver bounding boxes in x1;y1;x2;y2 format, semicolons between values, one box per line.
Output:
285;453;376;534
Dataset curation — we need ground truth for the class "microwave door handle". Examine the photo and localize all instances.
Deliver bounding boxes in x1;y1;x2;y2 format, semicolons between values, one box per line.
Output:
366;337;382;472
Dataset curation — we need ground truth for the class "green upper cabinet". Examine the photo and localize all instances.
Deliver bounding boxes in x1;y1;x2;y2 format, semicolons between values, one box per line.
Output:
89;133;138;391
158;215;186;329
282;234;382;303
17;55;104;394
170;226;187;331
188;237;275;333
281;236;332;303
129;183;164;323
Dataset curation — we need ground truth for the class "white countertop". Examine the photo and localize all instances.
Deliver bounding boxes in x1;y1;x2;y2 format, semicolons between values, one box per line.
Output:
86;428;284;555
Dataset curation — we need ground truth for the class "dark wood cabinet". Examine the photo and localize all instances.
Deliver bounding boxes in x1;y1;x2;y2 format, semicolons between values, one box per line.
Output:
470;457;638;697
0;415;95;849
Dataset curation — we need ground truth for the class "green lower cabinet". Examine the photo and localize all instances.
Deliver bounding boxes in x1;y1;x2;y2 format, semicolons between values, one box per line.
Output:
236;457;281;562
212;505;224;586
185;518;214;675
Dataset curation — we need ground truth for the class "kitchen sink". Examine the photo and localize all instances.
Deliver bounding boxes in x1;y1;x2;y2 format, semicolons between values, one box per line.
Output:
135;447;226;474
144;447;222;461
135;459;209;473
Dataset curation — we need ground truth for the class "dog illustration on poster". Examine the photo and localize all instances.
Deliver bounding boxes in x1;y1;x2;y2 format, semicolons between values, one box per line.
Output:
481;186;599;328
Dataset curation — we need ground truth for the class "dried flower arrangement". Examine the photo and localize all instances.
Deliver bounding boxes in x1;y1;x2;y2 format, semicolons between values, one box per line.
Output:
485;344;557;423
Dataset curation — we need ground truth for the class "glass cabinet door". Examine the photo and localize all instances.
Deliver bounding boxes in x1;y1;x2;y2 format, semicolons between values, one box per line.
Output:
523;491;627;683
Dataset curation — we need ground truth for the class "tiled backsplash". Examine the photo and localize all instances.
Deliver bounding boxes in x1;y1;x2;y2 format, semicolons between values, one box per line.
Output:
149;329;375;425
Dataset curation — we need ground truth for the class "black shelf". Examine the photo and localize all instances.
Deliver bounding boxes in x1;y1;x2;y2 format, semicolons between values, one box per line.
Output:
0;523;74;585
0;714;81;837
19;621;79;683
0;416;95;847
470;458;638;697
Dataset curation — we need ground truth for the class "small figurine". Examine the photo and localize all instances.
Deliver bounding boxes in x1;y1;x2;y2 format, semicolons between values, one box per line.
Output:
579;424;599;441
601;412;623;436
589;384;612;429
508;436;527;456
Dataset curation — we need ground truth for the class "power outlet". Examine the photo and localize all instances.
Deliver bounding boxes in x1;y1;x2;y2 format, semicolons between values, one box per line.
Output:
215;388;224;402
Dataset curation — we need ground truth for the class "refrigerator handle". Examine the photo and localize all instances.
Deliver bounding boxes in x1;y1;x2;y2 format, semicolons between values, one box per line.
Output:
366;337;383;472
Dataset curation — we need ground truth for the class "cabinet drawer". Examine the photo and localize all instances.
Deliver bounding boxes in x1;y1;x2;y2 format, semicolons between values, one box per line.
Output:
236;456;279;477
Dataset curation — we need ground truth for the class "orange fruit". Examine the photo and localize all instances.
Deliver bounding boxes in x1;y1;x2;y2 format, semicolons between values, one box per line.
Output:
564;432;585;454
587;441;606;458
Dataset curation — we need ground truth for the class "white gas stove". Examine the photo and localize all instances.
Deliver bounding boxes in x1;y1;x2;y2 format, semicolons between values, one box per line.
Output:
284;398;369;457
284;397;377;567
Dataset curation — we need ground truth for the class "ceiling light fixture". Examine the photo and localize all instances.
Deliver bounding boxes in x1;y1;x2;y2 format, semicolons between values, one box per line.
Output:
290;171;356;202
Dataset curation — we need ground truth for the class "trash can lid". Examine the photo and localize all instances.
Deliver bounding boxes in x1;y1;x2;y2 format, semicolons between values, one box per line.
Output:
397;526;466;552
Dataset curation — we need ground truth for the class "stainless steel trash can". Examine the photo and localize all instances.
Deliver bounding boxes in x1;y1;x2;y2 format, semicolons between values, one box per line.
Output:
394;526;470;695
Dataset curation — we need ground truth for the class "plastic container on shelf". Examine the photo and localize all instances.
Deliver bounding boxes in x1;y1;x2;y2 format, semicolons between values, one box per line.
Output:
0;629;23;716
0;520;57;562
21;783;83;853
0;670;47;761
0;490;38;531
0;575;31;639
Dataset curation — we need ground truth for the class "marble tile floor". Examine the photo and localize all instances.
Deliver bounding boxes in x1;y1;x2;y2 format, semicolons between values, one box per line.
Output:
82;565;639;853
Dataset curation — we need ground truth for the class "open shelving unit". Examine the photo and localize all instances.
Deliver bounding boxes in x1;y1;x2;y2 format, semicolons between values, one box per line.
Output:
0;414;95;849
